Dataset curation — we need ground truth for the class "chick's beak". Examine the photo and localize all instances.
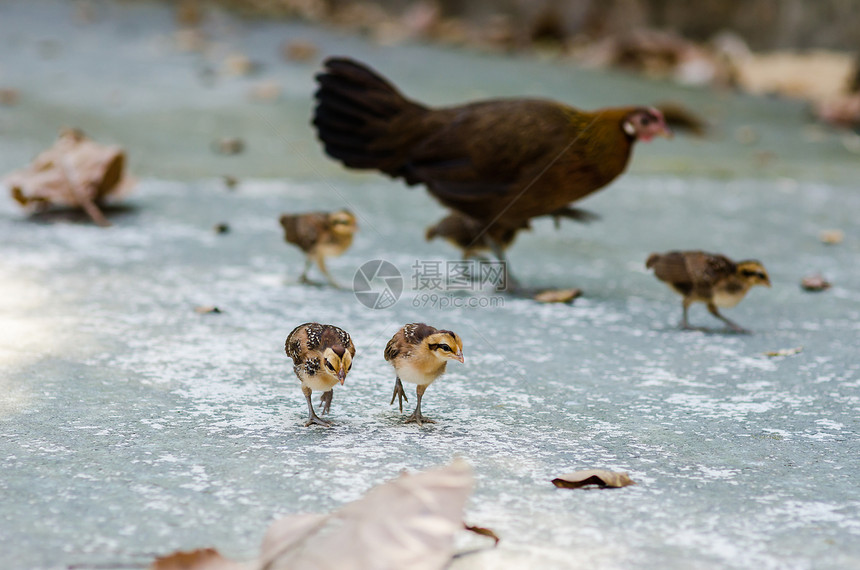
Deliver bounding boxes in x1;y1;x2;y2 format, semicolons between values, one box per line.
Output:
337;368;346;385
455;351;464;363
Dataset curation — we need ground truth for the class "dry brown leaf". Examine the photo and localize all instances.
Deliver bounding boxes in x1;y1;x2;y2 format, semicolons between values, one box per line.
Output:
464;524;500;545
150;548;250;570
194;306;222;314
801;274;832;292
533;288;582;304
552;469;636;489
4;129;134;226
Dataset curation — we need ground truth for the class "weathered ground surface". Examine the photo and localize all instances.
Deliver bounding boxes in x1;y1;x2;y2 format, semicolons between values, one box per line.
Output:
1;1;859;569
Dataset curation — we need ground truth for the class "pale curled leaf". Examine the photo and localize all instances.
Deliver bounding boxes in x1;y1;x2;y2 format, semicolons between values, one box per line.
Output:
259;513;330;568
552;469;636;489
765;346;803;358
150;548;250;570
4;128;134;226
268;458;474;570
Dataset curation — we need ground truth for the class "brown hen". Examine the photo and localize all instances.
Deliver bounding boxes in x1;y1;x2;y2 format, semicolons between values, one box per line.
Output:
312;57;670;286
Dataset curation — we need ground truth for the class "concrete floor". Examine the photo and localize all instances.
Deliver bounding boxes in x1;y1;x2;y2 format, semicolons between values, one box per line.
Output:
1;1;859;569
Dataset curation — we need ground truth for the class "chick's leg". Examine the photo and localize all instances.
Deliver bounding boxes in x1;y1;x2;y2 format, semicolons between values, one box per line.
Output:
299;257;314;285
390;377;408;413
680;298;693;329
319;389;333;415
707;302;750;334
406;384;436;426
315;255;343;289
302;385;332;427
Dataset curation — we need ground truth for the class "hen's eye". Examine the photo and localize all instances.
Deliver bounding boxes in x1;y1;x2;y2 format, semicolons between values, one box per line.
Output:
641;115;652;126
325;361;335;371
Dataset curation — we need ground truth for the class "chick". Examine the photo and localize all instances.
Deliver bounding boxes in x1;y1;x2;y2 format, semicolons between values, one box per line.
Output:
279;210;357;288
646;250;771;333
425;212;519;261
425;207;597;288
285;322;355;427
385;323;464;426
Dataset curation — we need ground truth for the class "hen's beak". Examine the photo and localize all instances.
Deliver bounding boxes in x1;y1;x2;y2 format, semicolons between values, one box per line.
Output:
337;368;346;385
455;351;464;363
659;126;674;139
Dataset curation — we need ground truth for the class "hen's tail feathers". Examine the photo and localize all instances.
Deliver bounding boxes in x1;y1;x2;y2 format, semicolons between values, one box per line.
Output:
313;57;427;175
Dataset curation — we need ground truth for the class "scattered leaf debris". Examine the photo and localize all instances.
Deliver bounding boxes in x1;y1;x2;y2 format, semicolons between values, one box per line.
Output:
213;223;230;234
534;288;582;304
281;39;318;63
552;469;636;489
248;80;281;102
222;175;238;190
194;306;222;314
151;459;494;570
801;274;832;291
3;128;134;227
212;137;244;155
819;229;844;245
222;53;258;77
765;346;803;358
0;88;19;106
734;125;759;145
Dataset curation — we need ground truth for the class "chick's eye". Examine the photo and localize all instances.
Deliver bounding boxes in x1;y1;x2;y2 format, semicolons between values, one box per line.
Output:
440;344;452;352
325;361;335;371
